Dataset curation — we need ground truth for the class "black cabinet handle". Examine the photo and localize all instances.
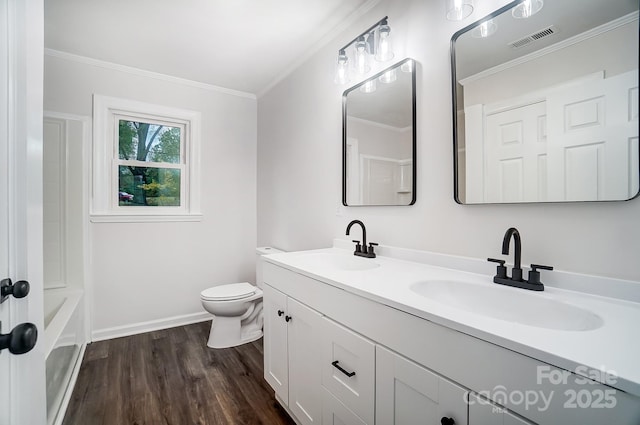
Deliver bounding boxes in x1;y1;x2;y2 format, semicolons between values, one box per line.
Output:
1;278;30;304
441;417;455;425
331;360;356;377
277;310;284;317
285;315;292;322
0;322;38;354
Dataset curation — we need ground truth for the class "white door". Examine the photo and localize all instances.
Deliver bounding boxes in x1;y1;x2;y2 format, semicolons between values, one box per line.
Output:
484;101;547;203
287;298;322;425
263;284;289;402
345;137;360;205
546;70;639;201
0;1;47;424
361;156;397;205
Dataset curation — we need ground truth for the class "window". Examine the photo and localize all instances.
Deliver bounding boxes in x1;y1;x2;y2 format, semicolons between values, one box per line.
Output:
92;96;201;221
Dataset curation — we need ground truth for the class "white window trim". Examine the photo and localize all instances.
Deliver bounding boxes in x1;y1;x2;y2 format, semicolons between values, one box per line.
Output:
91;95;202;222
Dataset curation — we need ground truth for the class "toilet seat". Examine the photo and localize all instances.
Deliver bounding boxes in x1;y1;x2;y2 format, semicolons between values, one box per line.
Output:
200;282;257;301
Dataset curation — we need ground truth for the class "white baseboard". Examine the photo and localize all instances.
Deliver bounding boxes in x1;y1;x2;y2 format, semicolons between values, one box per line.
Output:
91;311;212;342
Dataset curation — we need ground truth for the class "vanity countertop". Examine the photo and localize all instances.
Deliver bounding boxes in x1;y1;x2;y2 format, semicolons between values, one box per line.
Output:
263;247;640;398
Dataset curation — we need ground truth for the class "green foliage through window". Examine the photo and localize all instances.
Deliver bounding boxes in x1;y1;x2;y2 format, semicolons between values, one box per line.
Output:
119;166;181;206
117;119;183;207
118;120;181;164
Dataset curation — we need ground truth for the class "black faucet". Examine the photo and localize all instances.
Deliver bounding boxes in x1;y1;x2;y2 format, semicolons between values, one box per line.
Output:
488;227;553;291
502;227;523;281
346;220;378;258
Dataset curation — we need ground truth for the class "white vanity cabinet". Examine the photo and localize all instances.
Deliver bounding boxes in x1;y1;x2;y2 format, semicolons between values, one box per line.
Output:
376;345;468;425
261;258;640;425
468;393;534;425
263;284;323;425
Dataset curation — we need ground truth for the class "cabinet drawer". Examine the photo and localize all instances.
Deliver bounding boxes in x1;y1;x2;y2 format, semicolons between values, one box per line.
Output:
376;345;468;425
321;317;375;425
322;387;367;425
469;393;536;425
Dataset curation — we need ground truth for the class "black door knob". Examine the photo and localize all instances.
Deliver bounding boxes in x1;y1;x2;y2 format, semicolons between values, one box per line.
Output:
1;278;30;303
285;315;292;322
277;309;284;317
0;322;38;354
441;417;455;425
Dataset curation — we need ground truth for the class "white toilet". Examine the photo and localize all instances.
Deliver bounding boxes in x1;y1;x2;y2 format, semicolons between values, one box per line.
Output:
200;247;283;349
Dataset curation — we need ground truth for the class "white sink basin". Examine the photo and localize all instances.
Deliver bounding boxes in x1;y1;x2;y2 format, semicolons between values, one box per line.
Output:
295;252;380;271
410;280;603;331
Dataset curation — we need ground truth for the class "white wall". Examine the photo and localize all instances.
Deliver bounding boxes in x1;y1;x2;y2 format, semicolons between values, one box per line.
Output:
348;118;412;159
257;0;640;283
42;116;85;289
44;53;258;336
463;21;638;106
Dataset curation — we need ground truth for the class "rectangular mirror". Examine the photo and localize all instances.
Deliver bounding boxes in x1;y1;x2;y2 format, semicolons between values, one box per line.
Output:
452;0;639;204
343;58;417;206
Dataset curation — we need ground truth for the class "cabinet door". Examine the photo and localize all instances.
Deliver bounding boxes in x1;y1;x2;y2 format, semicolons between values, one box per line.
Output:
322;317;375;424
263;284;289;402
468;393;535;425
322;387;367;425
376;346;468;425
288;297;323;425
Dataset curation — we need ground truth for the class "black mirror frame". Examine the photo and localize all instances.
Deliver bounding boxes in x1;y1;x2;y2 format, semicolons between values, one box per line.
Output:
450;0;522;205
450;0;640;204
342;57;417;207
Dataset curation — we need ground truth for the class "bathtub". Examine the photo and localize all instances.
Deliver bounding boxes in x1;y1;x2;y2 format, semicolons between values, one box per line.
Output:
43;288;86;425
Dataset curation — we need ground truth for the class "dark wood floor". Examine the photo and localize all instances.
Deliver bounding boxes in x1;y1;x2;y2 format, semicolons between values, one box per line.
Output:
63;321;296;425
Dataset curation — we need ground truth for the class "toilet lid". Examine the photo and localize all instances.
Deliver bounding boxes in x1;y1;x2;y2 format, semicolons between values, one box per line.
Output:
201;282;257;301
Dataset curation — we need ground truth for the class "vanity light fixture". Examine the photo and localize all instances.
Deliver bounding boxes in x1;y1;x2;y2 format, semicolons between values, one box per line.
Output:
354;36;371;74
446;0;474;21
334;50;350;84
472;19;497;38
512;0;543;19
375;21;393;61
334;16;395;85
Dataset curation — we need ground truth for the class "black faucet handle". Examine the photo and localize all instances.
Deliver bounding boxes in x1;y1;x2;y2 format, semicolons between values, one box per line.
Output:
367;242;378;255
487;258;507;279
528;264;553;285
352;240;362;253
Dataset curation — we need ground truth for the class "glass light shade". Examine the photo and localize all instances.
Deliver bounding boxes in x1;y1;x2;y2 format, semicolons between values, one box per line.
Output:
472;19;497;38
512;0;543;18
360;79;377;93
378;68;397;84
354;37;371;74
334;51;350;85
446;0;473;21
375;25;394;62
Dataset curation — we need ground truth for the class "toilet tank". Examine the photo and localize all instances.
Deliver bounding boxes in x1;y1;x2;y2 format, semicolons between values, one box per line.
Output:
256;247;284;288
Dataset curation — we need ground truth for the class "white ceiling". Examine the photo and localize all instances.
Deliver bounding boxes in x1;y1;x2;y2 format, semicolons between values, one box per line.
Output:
44;0;373;95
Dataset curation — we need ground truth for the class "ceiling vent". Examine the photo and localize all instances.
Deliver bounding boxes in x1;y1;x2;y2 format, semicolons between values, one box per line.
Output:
508;25;558;49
